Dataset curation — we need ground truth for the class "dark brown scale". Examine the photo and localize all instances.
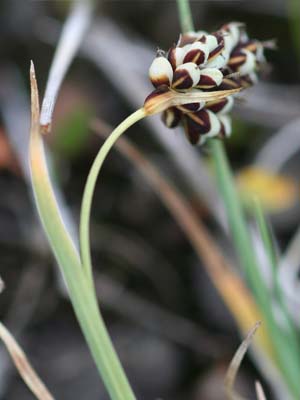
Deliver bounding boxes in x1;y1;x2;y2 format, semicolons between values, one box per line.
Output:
242;40;258;54
228;51;247;71
188;110;208;126
218;78;241;90
151;75;171;88
172;69;194;90
182;118;201;145
219;121;226;138
209;45;224;60
213;31;225;44
144;84;170;106
198;35;207;43
206;30;226;60
168;46;178;70
208;32;225;61
162;107;182;128
233;40;258;55
196;74;218;89
183;109;212;145
206;98;229;113
240;75;255;88
177;102;202;113
183;49;206;65
221;67;233;75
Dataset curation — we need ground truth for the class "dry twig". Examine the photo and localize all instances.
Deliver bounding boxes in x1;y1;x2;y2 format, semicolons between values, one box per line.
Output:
224;322;261;400
0;322;54;400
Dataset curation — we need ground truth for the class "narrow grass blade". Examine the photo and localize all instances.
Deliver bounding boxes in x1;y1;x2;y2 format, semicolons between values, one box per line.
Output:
40;0;94;134
210;139;300;398
225;322;261;400
210;140;268;309
38;0;94;282
252;199;300;358
255;381;267;400
255;118;300;173
0;322;54;400
252;198;277;271
30;63;136;400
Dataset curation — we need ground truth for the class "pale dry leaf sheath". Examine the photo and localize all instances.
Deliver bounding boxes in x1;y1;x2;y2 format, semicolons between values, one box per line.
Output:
225;321;261;400
40;0;93;133
144;87;241;115
0;322;54;400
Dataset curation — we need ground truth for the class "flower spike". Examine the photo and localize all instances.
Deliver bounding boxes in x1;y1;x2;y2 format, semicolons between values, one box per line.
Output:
146;21;269;145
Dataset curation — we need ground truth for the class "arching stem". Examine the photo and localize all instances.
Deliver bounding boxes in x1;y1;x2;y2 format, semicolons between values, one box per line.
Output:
79;107;147;283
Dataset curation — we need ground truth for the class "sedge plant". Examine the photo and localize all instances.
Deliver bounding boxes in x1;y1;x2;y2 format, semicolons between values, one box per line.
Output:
30;44;238;400
28;0;300;399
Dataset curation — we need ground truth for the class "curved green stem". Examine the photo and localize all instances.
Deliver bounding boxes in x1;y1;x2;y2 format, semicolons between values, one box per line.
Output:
80;108;146;283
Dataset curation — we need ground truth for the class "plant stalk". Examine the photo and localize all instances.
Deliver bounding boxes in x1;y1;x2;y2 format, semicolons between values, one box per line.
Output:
176;0;194;33
79;108;146;283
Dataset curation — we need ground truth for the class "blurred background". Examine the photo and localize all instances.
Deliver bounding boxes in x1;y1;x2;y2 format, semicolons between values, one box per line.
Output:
0;0;300;399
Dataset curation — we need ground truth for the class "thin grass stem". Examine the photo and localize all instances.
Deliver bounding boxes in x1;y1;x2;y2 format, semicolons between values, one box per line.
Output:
176;0;194;33
209;139;300;399
252;199;300;355
0;322;54;400
211;128;300;397
79;108;146;284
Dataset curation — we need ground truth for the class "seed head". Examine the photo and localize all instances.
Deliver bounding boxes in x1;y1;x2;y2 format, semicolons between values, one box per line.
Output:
145;22;270;146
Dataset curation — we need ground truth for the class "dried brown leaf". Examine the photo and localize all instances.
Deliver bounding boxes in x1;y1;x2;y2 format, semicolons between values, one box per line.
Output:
40;0;93;134
225;322;261;400
0;128;20;174
0;322;54;400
